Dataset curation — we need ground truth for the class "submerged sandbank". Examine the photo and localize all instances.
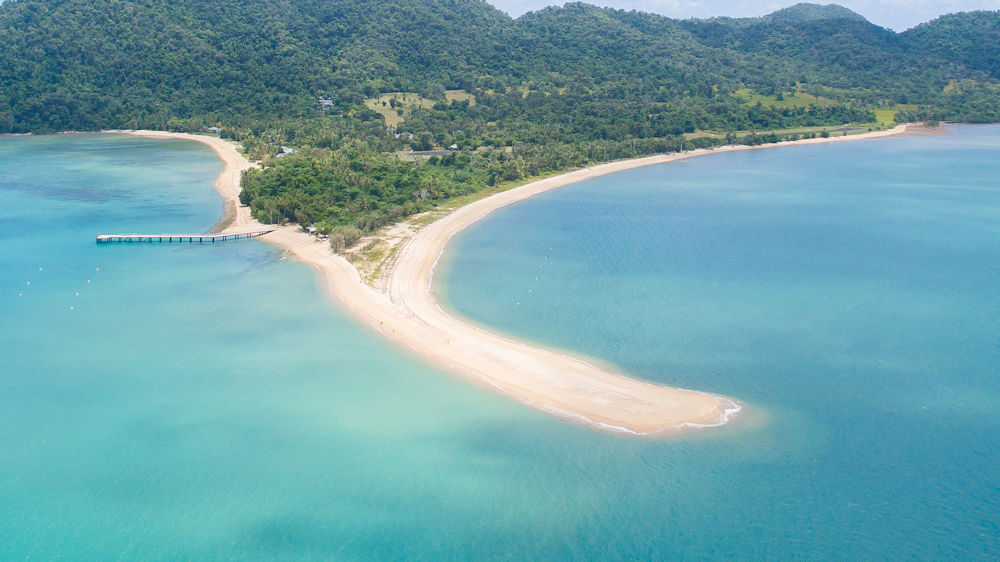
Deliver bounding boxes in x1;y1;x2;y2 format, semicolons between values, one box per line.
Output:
113;125;911;435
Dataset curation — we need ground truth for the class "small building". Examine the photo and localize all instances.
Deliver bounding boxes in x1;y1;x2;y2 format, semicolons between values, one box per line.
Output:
449;144;459;150
276;146;296;158
207;126;221;134
318;98;334;111
305;226;318;235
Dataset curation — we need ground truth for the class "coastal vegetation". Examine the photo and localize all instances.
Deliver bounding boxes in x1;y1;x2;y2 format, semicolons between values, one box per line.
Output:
2;0;999;234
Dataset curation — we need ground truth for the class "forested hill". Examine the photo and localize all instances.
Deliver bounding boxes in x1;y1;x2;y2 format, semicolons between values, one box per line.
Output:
1;1;999;236
764;3;868;22
0;0;516;131
901;11;1000;79
2;0;998;132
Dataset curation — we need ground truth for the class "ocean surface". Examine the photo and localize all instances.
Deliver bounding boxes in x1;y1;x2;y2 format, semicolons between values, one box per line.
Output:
1;128;998;559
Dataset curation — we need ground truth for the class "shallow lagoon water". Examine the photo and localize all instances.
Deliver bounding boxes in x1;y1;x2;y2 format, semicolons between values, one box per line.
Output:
441;125;1000;559
2;129;998;559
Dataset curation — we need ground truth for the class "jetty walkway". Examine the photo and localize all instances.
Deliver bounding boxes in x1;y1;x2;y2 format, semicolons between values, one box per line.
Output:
96;228;275;244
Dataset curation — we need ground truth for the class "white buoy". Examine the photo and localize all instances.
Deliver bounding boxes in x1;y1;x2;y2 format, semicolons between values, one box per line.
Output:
75;292;79;297
95;267;100;272
69;306;74;311
26;281;30;286
38;267;43;271
87;280;91;284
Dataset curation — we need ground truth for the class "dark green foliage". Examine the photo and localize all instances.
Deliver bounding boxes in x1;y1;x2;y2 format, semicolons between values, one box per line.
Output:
0;0;340;132
679;8;967;102
237;132;729;231
764;3;869;23
0;0;513;132
328;225;362;252
897;82;1000;123
1;0;998;229
901;11;1000;79
239;147;488;230
2;0;996;133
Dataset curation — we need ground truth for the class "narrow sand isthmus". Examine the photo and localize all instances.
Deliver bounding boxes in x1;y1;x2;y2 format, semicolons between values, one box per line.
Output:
115;125;912;435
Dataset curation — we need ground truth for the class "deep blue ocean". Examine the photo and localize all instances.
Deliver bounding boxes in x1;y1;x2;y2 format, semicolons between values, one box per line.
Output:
1;128;998;559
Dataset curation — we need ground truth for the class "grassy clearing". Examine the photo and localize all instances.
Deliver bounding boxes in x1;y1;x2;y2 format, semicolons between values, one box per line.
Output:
364;100;403;128
364;90;477;128
873;104;918;125
874;109;895;124
444;90;475;105
735;87;919;127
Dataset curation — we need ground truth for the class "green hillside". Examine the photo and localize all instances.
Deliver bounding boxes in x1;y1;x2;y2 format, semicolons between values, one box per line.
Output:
901;11;1000;79
1;0;998;235
764;2;868;23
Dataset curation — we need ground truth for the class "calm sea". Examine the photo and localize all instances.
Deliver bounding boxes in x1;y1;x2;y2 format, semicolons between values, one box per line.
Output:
2;129;998;559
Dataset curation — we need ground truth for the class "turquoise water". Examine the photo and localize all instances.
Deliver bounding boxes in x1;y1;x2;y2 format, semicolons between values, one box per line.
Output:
441;126;1000;559
1;129;998;559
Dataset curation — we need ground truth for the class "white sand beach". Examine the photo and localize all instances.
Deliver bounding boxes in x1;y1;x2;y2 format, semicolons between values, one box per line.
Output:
115;124;912;435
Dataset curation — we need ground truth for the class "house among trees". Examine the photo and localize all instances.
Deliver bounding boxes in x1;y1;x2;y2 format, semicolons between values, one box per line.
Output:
318;98;334;111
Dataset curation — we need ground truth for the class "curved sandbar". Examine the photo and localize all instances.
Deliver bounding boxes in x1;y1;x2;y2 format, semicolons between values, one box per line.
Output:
116;125;913;435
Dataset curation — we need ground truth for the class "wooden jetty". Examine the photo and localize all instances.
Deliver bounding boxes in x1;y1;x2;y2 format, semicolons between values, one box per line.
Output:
96;228;275;244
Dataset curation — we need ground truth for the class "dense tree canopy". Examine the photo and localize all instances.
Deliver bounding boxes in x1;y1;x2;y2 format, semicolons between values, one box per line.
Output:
2;0;997;234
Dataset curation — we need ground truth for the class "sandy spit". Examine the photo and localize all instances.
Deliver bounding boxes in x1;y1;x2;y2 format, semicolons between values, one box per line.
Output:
107;124;912;436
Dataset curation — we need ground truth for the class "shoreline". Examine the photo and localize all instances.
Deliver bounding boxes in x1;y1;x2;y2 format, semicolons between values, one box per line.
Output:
110;124;914;436
108;130;257;231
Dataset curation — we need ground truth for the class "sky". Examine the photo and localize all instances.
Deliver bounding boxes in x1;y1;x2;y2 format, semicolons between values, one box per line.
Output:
486;0;1000;31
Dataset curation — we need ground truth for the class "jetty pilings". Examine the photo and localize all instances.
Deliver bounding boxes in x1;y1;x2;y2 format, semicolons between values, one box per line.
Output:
96;228;275;244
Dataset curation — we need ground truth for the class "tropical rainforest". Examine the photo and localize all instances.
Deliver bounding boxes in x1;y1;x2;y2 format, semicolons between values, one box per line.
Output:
2;0;999;235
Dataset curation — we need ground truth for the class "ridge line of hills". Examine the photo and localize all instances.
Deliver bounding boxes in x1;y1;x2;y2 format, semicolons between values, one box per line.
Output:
2;0;998;234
